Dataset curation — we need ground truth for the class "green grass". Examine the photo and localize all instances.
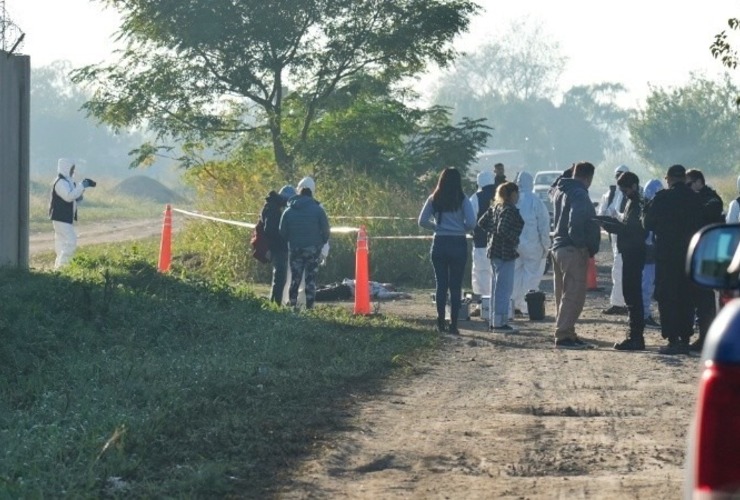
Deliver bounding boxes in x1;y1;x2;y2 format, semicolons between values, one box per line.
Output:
1;243;437;498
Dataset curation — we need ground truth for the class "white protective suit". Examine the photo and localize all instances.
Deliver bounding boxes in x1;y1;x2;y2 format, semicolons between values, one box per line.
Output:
512;171;551;313
725;175;740;223
50;158;86;270
598;165;630;308
282;176;330;305
469;170;495;297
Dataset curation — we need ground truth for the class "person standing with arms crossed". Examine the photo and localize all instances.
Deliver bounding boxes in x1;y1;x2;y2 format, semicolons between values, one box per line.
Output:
419;167;477;335
550;161;601;349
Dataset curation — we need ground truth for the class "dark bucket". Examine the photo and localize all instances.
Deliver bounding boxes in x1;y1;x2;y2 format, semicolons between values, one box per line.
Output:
525;290;546;320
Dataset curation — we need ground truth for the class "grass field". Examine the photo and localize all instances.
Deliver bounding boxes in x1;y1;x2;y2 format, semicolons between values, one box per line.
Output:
1;242;437;497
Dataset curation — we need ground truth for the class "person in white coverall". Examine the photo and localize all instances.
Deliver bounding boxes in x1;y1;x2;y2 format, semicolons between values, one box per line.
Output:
49;158;96;270
725;175;740;223
598;164;630;314
282;176;330;305
512;171;551;315
469;170;496;301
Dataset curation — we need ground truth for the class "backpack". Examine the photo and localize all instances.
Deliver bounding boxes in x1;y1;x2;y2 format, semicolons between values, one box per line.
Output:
250;219;270;263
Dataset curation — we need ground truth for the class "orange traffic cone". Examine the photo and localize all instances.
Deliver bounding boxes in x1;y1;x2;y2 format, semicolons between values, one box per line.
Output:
354;225;371;315
587;256;600;291
157;204;172;273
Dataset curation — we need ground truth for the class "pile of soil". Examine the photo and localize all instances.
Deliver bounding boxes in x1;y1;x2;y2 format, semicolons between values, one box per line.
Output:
113;175;188;204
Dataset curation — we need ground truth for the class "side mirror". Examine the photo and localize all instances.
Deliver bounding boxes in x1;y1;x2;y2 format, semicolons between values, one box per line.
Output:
688;223;740;289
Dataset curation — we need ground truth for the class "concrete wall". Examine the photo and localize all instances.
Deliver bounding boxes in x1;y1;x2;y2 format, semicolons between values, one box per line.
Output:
0;51;31;268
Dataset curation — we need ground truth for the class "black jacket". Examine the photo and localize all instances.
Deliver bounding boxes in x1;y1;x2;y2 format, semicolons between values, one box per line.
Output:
600;194;646;255
260;191;288;253
643;182;703;264
696;185;724;226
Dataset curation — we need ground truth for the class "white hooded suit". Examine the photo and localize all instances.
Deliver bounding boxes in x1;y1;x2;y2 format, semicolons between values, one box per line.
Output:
598;165;630;308
469;170;496;297
512;171;551;313
49;158;86;270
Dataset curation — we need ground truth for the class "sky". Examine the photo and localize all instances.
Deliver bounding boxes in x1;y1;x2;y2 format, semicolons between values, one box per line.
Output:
5;0;740;107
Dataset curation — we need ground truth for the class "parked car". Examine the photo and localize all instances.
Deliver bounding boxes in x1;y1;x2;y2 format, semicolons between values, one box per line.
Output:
533;170;561;229
684;223;740;498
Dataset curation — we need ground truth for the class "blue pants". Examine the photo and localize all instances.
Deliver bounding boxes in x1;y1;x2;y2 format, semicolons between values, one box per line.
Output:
431;235;468;326
491;257;515;327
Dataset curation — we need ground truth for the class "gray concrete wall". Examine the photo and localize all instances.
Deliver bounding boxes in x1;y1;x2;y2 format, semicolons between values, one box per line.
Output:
0;51;31;268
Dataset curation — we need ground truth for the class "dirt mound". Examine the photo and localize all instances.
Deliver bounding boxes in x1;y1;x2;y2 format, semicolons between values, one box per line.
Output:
114;176;187;204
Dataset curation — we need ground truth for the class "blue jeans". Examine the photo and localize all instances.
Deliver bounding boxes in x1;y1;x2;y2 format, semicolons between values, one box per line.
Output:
270;249;289;304
642;262;655;318
431;235;468;326
491;258;515;327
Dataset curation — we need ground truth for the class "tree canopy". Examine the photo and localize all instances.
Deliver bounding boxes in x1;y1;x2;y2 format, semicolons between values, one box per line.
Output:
73;0;480;180
629;75;740;174
433;20;627;170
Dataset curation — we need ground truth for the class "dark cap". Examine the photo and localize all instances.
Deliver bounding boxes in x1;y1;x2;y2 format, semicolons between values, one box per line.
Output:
666;164;686;177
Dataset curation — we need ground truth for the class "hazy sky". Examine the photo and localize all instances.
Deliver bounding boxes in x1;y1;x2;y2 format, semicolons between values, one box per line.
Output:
6;0;740;106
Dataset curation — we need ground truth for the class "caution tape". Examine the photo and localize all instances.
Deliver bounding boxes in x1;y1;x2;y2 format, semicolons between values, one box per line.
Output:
170;207;457;240
192;210;415;221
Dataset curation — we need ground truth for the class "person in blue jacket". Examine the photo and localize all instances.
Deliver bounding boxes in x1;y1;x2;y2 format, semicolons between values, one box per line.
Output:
418;167;477;335
279;186;330;309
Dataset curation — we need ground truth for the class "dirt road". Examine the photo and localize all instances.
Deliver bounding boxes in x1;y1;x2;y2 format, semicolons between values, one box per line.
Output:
29;218;167;257
279;252;699;499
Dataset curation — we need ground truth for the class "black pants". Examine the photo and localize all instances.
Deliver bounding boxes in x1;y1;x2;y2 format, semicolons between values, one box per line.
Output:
656;255;694;342
622;250;645;339
692;287;716;343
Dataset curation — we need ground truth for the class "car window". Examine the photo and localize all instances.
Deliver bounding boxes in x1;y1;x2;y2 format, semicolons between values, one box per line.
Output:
534;173;560;186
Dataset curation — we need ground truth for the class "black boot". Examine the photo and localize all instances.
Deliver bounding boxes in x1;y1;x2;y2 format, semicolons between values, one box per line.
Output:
614;336;645;351
448;323;460;335
436;318;447;333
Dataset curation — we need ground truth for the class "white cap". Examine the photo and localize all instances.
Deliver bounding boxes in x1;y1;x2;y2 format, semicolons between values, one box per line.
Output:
615;164;630;175
297;176;316;192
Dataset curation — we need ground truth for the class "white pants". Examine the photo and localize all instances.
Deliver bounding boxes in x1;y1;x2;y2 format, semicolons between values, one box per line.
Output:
609;238;626;307
512;254;547;313
471;247;492;296
53;220;77;270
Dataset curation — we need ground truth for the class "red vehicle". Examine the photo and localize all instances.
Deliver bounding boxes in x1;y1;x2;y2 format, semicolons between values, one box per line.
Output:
684;223;740;498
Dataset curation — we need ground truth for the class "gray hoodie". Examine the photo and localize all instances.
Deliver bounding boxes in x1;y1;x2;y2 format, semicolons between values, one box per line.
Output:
551;178;600;256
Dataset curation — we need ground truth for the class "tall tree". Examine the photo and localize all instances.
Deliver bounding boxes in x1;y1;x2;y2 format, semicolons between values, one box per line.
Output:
629;75;740;174
73;0;480;180
435;17;566;114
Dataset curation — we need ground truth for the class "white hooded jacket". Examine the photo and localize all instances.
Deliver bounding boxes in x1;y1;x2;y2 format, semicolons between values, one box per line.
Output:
515;171;551;259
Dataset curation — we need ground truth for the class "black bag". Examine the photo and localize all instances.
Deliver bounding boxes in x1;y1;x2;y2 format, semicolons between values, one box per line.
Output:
250;219;270;263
